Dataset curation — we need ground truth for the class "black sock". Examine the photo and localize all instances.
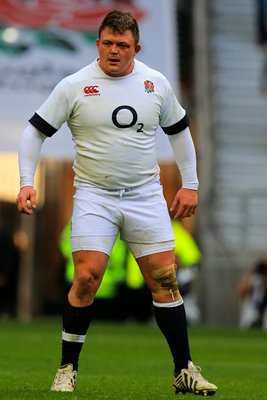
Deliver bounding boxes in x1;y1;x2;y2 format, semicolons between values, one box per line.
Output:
153;302;191;374
61;300;94;371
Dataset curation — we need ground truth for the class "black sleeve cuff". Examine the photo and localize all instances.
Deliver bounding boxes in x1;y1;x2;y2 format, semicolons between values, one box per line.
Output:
161;114;189;135
29;113;58;137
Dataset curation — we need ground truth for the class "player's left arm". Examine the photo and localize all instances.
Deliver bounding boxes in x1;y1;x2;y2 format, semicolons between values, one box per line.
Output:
167;127;199;220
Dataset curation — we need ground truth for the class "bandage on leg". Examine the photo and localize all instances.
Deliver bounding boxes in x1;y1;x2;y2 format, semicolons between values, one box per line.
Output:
151;264;178;300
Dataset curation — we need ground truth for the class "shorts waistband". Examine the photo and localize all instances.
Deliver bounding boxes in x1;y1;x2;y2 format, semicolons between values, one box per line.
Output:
76;177;160;194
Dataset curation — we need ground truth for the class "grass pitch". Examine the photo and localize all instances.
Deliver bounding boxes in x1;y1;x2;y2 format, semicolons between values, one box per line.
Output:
0;319;266;399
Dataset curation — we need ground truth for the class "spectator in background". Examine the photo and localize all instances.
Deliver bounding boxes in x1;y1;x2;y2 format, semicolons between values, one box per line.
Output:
237;256;267;330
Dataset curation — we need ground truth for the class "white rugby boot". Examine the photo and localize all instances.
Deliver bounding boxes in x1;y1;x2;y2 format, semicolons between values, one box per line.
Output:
50;363;77;392
173;361;217;396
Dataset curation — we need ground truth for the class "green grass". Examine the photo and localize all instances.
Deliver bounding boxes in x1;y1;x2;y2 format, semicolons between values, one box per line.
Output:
0;319;267;399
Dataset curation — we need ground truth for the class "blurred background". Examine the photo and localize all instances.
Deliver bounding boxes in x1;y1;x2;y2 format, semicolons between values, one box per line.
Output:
1;0;267;328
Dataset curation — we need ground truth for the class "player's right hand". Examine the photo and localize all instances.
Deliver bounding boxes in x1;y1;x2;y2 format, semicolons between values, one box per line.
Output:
16;186;37;215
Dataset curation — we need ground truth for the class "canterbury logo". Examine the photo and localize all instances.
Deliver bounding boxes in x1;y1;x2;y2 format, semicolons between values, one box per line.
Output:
84;85;100;96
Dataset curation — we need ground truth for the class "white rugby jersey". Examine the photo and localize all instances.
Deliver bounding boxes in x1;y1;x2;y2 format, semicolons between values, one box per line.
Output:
29;59;189;189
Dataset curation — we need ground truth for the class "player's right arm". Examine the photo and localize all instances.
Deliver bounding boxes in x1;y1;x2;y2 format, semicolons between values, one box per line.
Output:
16;124;46;215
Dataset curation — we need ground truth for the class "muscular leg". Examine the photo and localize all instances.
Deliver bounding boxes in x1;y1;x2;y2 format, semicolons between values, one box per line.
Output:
61;250;109;370
137;249;192;373
69;250;109;306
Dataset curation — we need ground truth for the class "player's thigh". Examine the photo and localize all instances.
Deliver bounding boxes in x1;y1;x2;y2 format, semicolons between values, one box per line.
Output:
121;181;174;244
71;185;119;255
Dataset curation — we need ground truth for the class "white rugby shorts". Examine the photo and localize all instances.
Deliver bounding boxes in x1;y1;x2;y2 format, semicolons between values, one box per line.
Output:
71;180;175;258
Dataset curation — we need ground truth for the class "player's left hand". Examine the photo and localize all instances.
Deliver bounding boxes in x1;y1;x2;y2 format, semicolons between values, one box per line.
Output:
170;188;198;220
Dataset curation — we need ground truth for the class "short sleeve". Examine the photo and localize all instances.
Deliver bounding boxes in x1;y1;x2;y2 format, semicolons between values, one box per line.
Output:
34;78;73;131
159;78;186;129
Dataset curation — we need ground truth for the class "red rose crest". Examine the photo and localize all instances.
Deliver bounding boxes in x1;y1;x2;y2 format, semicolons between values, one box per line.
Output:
144;80;154;93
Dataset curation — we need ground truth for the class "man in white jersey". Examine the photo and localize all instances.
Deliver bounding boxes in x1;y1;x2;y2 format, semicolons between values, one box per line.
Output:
16;10;217;396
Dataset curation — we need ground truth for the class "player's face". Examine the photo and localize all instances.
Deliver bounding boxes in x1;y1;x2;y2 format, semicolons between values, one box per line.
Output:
96;27;141;77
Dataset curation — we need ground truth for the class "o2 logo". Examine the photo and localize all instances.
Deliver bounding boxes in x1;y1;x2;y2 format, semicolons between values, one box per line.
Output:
112;105;144;132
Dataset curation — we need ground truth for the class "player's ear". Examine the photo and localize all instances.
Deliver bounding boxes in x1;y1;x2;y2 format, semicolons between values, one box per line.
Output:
96;38;100;48
135;44;141;55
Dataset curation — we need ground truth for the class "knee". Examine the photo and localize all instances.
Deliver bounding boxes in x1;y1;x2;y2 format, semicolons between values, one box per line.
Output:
69;251;108;306
72;267;102;301
150;264;180;302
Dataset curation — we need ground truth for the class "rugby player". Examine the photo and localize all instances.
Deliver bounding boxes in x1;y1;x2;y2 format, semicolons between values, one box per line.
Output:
16;10;217;396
